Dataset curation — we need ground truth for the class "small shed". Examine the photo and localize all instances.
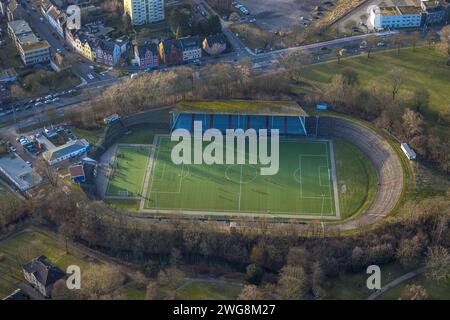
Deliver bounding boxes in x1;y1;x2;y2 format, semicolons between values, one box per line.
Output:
401;143;416;160
69;164;85;183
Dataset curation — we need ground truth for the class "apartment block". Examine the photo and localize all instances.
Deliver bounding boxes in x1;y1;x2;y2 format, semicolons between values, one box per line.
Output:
124;0;165;26
7;20;50;66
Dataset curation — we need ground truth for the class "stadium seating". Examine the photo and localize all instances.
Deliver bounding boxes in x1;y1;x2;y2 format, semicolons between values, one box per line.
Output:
172;113;307;135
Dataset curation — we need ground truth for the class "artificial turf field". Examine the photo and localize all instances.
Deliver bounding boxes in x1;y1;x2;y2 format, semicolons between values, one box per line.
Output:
105;145;150;197
142;135;339;218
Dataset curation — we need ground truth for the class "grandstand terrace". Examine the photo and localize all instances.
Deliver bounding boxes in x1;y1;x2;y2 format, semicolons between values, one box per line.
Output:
172;100;308;135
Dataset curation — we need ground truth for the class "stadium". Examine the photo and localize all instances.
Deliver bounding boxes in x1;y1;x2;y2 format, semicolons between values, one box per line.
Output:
100;100;404;224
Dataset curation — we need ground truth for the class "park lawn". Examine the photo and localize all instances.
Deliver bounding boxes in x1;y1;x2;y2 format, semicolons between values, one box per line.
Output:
176;280;242;300
324;263;407;300
71;127;103;144
301;47;450;125
333;139;377;220
378;267;450;300
112;282;147;300
105;146;150;197
0;230;89;297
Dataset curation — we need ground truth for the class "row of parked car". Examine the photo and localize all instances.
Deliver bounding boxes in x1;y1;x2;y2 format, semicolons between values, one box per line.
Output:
16;134;42;158
0;88;78;117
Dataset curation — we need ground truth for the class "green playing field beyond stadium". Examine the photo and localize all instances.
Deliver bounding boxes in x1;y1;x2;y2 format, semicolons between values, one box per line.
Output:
105;146;151;198
143;136;338;217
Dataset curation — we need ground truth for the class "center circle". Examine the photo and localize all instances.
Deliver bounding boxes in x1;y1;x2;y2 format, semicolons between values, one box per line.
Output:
225;165;258;184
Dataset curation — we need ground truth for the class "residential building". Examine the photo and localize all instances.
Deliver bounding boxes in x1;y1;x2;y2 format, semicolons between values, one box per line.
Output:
421;0;450;25
6;0;22;22
42;138;90;165
67;30;124;66
158;36;202;65
22;256;65;298
158;39;182;65
66;30;97;61
96;39;121;66
202;33;227;56
134;43;159;69
0;0;8;18
179;36;202;62
115;35;130;55
42;4;67;39
7;20;51;65
369;6;425;30
124;0;165;26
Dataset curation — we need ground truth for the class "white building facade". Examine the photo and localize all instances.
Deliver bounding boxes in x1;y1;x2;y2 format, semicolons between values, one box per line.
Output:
124;0;165;26
370;6;425;30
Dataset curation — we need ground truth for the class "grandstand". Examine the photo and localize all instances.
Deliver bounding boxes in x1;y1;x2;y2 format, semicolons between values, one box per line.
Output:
172;100;308;135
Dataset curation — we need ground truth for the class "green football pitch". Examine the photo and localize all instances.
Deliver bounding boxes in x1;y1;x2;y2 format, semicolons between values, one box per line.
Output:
105;145;150;197
142;135;339;218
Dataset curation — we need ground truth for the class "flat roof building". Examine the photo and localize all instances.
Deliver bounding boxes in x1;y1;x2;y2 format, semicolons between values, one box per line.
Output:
0;152;42;191
7;20;50;66
370;5;425;30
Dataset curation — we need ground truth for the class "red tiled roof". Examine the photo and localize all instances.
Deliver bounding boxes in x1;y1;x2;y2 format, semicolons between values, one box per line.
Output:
69;164;85;177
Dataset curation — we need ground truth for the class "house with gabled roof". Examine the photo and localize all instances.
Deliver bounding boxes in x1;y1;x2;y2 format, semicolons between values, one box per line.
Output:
179;36;202;62
96;39;120;66
134;43;159;69
22;256;65;298
202;33;227;56
158;39;183;65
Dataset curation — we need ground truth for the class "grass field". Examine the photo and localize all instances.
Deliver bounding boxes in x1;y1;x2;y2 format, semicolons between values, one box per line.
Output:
325;263;450;300
71;127;103;144
143;135;338;217
379;268;450;300
176;281;242;300
301;47;450;133
105;145;151;197
324;263;406;300
333;139;377;219
0;231;89;297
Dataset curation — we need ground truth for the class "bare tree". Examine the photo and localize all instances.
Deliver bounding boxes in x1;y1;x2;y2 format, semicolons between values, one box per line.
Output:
365;34;378;58
387;68;408;101
439;26;450;65
425;246;450;284
401;284;428;300
34;157;58;186
409;31;420;51
402;109;424;139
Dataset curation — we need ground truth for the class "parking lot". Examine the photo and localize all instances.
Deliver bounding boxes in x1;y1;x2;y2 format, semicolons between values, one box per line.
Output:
7;125;78;166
